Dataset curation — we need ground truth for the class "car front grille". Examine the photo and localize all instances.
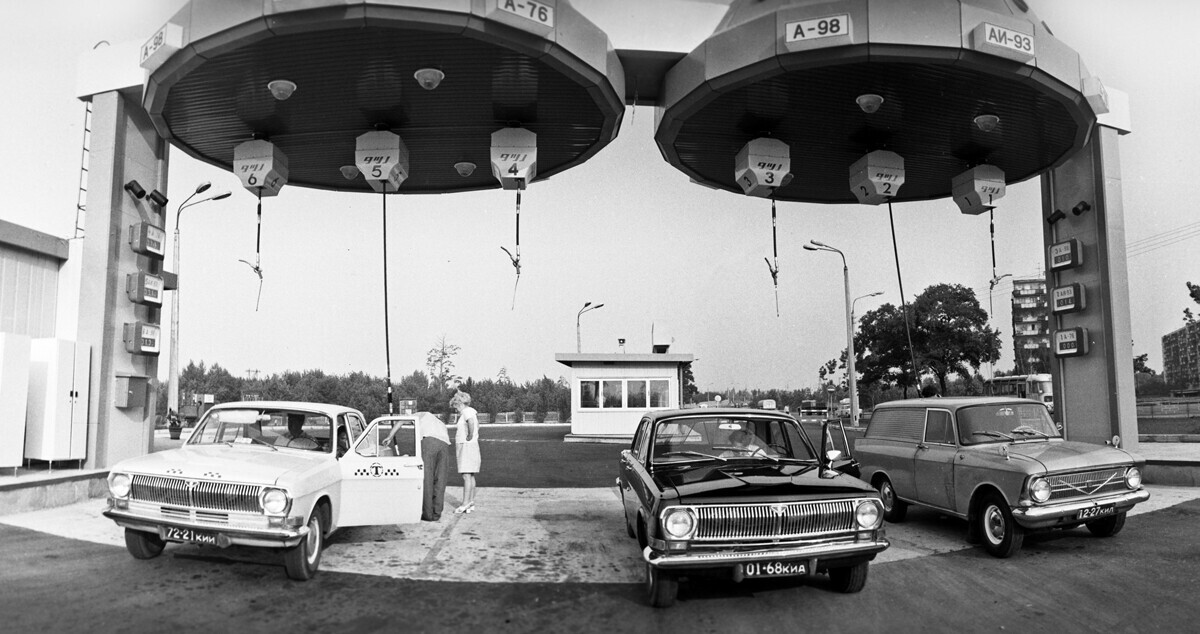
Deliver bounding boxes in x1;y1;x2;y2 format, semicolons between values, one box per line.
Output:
692;499;859;542
130;474;262;514
1046;468;1129;501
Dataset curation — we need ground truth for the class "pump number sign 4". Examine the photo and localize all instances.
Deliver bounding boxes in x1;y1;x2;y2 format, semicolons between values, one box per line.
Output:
499;0;554;28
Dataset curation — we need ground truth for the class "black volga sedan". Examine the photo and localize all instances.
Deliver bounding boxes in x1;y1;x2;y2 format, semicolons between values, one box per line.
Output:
617;408;889;607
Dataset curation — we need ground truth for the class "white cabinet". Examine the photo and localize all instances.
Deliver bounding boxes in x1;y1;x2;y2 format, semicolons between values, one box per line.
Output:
24;339;91;462
0;333;32;469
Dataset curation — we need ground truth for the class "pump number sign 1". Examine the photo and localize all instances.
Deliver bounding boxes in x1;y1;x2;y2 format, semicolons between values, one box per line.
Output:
1049;238;1082;271
498;0;554;28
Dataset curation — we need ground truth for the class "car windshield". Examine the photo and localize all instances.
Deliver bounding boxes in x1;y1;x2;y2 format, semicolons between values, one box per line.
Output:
957;404;1061;445
650;416;816;464
188;408;334;453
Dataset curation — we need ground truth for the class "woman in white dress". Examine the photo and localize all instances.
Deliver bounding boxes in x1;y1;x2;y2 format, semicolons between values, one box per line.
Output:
451;391;481;513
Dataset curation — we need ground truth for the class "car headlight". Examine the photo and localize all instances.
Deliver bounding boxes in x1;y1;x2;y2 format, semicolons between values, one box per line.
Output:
109;473;131;499
855;500;882;530
261;488;290;515
661;507;696;540
1030;477;1051;503
1125;466;1142;490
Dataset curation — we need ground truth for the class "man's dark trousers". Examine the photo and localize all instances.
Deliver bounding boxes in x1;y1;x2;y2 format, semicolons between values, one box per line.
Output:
421;436;451;521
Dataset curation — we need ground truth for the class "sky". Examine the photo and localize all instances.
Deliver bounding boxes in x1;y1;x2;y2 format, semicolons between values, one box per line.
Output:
1;1;1196;392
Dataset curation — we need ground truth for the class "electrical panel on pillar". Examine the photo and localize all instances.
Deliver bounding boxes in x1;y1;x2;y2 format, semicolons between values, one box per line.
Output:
126;272;165;307
123;321;161;356
1053;327;1089;358
355;130;410;193
849;150;904;205
233;139;289;196
952;164;1006;215
129;223;166;259
491;127;537;190
734;138;792;197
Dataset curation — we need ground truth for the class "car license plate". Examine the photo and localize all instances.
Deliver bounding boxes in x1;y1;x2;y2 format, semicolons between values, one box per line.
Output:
741;561;806;578
163;526;219;545
1077;504;1116;520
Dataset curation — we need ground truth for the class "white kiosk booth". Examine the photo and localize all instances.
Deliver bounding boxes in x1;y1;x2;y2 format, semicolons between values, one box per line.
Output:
556;352;693;441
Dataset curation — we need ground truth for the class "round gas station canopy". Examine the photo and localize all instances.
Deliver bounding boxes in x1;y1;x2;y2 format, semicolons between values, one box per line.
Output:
654;0;1108;204
141;1;624;194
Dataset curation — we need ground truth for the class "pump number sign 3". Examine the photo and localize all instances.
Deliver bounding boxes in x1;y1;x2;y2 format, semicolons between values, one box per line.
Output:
499;0;554;28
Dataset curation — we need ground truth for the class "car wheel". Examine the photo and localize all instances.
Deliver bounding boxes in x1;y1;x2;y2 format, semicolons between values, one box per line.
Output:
1086;511;1127;537
828;561;869;593
978;493;1024;558
284;506;326;580
124;528;165;559
646;562;678;608
620;489;636;538
877;477;907;523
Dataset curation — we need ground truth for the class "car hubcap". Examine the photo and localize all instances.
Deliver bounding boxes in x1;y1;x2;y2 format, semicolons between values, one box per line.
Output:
984;505;1005;544
306;517;321;565
880;483;894;511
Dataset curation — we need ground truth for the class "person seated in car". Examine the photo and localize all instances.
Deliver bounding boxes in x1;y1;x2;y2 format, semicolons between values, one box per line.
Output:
280;413;320;450
721;428;768;457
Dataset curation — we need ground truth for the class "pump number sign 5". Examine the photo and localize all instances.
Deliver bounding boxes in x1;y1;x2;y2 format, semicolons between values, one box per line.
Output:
499;0;554;28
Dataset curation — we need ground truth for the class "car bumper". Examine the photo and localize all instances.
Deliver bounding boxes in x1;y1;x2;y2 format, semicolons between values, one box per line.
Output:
1011;488;1150;529
644;532;889;572
104;502;308;549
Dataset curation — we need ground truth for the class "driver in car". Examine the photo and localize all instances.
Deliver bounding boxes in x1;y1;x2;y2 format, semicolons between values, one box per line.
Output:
281;413;320;449
721;428;768;457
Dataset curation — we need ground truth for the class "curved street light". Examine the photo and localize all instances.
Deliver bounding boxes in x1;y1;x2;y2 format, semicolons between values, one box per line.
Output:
168;183;232;418
576;302;604;353
803;240;867;426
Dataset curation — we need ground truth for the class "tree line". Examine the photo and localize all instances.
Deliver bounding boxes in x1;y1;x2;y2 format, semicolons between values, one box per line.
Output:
160;362;574;424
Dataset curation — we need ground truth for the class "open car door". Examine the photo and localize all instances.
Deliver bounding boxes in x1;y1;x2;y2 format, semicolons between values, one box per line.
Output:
821;419;862;478
338;416;423;526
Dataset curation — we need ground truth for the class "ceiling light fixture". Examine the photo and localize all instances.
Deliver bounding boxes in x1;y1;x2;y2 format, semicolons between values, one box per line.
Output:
414;68;445;91
974;114;1000;132
856;94;883;114
267;79;297;101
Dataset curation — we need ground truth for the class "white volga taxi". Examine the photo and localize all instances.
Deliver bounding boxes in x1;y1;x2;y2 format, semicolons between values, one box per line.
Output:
103;401;427;579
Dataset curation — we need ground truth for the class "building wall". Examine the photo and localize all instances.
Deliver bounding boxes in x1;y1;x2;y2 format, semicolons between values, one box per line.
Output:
1011;277;1050;374
1;228;64;338
1162;322;1200;389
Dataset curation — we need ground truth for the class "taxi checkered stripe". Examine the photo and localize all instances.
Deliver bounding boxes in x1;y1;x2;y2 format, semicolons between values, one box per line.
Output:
354;467;403;477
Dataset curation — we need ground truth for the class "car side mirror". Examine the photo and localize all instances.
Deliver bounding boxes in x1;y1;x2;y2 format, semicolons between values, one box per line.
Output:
826;449;843;462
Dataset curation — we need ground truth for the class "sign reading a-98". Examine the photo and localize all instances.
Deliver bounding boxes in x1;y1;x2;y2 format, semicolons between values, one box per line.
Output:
785;15;850;43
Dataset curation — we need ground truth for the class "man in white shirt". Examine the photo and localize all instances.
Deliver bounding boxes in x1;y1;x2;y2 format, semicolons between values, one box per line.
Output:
417;412;451;521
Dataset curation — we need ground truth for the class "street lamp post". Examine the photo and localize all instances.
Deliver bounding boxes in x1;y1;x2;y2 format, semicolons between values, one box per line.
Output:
169;183;232;418
576;302;604;353
851;291;883;423
804;240;868;427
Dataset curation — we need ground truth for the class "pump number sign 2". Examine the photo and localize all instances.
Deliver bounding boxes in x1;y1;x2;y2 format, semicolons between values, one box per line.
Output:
499;0;554;28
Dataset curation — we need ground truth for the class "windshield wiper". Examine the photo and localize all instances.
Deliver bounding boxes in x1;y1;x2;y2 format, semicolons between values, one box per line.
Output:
250;436;278;450
1010;426;1051;439
972;430;1014;441
659;450;725;462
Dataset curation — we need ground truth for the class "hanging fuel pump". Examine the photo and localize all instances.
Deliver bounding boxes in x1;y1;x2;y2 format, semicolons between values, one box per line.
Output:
233;138;289;311
491;127;537;309
735;138;792;316
355;129;410;415
952;164;1006;215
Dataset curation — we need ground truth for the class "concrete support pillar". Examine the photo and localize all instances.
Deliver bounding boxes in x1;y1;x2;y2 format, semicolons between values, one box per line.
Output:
74;89;170;468
1041;124;1138;452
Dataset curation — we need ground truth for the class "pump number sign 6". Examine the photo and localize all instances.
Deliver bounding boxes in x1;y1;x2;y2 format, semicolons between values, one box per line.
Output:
499;0;554;28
